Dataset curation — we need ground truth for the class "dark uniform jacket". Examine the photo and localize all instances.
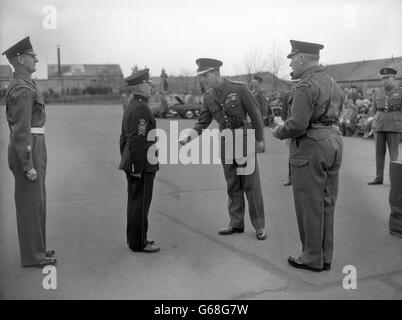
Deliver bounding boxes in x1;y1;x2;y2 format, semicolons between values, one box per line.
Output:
194;79;264;142
276;65;342;140
6;71;46;172
119;95;159;174
372;85;402;132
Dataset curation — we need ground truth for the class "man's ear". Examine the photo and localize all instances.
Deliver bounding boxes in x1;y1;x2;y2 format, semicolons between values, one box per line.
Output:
16;55;25;65
299;54;305;65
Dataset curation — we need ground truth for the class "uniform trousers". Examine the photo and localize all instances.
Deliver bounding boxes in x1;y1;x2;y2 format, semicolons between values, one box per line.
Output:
374;131;400;180
125;172;155;250
8;134;47;266
222;158;265;231
290;128;343;269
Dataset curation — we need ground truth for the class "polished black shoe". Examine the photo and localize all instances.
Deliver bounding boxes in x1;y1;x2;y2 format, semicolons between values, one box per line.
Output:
218;227;244;235
23;258;57;268
142;242;160;253
367;178;383;185
287;256;322;272
256;229;267;240
323;263;331;271
45;249;56;258
283;181;292;186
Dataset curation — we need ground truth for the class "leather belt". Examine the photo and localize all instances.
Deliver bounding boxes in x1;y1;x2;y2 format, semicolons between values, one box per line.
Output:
310;123;337;129
31;127;45;134
377;108;399;112
223;123;244;130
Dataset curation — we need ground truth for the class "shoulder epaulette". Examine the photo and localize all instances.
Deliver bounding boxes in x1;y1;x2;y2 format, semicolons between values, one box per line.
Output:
6;83;32;102
296;82;311;89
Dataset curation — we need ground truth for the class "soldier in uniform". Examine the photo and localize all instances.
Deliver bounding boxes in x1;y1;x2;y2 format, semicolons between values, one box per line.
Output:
179;58;267;240
2;37;56;267
272;40;343;272
119;68;160;253
367;67;402;185
250;75;268;124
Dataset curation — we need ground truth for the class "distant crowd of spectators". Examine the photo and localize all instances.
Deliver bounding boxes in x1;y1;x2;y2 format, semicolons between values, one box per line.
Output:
262;86;379;140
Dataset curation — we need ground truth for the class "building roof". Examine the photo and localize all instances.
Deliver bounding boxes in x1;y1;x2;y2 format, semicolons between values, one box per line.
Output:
0;65;12;79
48;64;123;78
324;56;402;83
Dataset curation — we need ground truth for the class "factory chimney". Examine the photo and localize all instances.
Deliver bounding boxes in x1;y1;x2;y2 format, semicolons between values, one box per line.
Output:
57;45;61;75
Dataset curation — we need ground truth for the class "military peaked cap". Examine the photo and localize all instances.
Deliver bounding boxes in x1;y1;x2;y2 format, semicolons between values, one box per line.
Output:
125;68;151;86
196;58;223;75
379;67;397;77
2;36;33;59
287;40;324;58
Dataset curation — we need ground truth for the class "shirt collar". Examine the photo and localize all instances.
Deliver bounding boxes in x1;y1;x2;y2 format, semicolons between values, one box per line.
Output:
300;65;323;80
13;71;34;85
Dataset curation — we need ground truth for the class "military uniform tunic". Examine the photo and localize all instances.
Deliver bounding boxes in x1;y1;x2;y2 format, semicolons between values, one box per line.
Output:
193;79;266;231
6;71;47;266
252;89;268;120
371;85;402;180
275;65;343;269
119;95;159;250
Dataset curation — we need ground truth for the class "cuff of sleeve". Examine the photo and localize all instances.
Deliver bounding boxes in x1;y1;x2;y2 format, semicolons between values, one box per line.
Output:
22;163;33;172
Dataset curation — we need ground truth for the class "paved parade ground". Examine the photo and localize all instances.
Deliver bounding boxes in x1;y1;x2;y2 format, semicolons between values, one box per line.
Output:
0;104;401;300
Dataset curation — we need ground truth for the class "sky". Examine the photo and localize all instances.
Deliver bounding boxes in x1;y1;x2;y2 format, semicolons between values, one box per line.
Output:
0;0;401;80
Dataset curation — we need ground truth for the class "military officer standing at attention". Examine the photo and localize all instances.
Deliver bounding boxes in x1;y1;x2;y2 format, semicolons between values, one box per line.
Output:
119;68;160;253
272;40;343;272
250;74;268;124
368;67;402;185
179;58;267;240
2;37;56;267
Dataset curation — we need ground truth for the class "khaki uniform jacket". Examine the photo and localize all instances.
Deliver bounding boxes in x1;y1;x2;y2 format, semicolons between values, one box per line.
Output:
6;72;46;172
276;66;343;140
372;85;402;132
194;79;264;142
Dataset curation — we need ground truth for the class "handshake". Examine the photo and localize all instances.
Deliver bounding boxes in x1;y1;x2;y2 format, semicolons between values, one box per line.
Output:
178;128;199;146
273;116;285;126
178;135;191;146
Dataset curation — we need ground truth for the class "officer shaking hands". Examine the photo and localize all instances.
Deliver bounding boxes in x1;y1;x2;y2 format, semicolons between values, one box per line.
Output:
119;69;160;253
179;58;267;241
368;67;402;185
2;37;56;268
272;40;343;272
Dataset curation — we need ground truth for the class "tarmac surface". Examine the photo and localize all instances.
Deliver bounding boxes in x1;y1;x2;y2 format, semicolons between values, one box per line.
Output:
0;104;401;300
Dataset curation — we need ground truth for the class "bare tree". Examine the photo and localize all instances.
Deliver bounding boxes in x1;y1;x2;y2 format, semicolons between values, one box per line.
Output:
243;47;270;83
267;42;286;90
177;69;193;94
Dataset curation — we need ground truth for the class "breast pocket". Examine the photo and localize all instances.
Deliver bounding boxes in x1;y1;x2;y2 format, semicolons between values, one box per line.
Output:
209;104;225;122
224;96;244;119
390;95;401;108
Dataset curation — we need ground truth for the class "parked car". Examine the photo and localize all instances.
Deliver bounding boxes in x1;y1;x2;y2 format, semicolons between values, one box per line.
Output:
171;95;202;119
149;94;203;119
